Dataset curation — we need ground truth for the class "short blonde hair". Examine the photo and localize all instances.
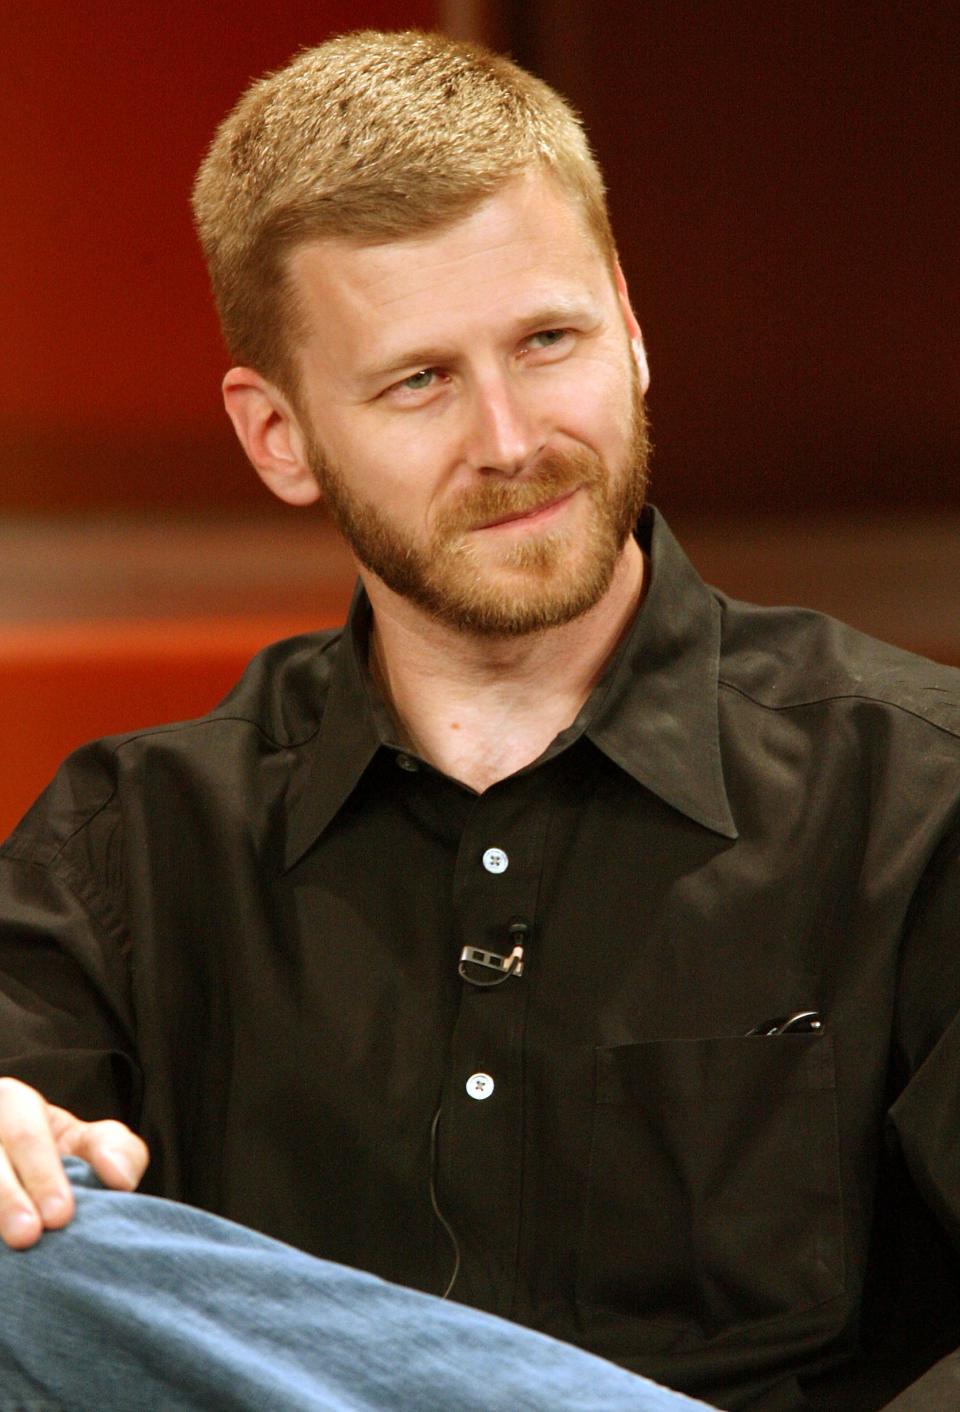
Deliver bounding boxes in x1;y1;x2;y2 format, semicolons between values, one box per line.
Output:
191;29;615;400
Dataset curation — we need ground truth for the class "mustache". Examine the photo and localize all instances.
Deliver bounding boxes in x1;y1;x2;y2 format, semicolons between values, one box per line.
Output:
433;447;605;538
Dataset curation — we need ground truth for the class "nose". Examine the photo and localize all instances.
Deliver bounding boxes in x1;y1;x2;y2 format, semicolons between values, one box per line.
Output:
463;372;542;477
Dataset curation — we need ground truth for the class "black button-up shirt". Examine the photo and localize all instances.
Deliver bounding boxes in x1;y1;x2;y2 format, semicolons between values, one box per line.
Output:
2;508;960;1411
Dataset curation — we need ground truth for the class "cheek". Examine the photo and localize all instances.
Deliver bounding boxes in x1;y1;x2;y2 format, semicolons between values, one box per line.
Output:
371;417;466;516
315;415;421;506
350;445;440;532
550;361;634;455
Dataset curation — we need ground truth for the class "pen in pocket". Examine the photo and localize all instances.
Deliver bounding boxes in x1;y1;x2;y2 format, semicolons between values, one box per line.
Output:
746;1010;823;1036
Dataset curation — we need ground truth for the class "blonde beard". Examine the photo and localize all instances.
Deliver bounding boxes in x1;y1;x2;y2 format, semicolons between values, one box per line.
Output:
307;378;651;637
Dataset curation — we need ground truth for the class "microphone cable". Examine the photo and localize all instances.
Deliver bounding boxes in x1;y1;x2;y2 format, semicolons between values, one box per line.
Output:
428;1103;462;1299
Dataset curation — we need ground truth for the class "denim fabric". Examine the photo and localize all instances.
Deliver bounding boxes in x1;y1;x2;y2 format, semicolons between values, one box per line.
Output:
0;1159;707;1412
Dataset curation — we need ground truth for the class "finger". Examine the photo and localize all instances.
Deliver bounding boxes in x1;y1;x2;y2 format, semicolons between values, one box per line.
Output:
0;1079;75;1244
0;1142;44;1248
65;1118;149;1191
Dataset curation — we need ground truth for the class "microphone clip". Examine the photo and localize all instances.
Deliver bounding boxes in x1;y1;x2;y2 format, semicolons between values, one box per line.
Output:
458;920;529;988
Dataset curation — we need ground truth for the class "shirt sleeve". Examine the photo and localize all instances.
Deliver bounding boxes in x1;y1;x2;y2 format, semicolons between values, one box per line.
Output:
0;751;141;1126
889;824;960;1248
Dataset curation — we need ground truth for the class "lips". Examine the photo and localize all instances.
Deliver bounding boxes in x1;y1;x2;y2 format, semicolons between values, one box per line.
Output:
475;487;579;531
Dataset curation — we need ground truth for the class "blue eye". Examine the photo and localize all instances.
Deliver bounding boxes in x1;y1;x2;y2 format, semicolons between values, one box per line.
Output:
402;369;434;391
529;329;567;348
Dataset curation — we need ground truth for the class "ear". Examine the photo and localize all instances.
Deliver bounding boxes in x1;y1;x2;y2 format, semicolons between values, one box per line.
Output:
221;367;321;507
613;261;650;394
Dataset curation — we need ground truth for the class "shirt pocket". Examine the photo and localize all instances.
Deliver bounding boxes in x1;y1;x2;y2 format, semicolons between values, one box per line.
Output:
576;1034;845;1342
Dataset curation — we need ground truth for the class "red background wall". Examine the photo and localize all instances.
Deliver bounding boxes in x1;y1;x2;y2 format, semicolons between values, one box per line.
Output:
2;3;956;517
529;0;959;517
0;1;438;511
0;2;435;831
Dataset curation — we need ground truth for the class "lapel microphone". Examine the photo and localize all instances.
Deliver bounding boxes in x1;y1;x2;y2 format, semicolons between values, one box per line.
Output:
458;918;530;987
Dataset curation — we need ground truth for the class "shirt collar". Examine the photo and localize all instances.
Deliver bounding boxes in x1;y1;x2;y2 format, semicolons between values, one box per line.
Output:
284;506;737;869
584;508;738;839
284;583;384;870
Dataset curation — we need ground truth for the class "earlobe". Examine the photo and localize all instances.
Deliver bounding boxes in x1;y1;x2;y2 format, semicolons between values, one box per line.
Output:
630;335;650;395
221;368;321;507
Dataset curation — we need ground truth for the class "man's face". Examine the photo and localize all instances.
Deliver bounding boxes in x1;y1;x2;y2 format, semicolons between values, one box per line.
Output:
288;171;650;636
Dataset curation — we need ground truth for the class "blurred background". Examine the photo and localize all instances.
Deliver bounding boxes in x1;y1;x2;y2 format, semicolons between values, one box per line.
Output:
0;0;957;831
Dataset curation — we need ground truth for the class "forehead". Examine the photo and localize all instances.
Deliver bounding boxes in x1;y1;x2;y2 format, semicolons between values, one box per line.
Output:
287;172;614;367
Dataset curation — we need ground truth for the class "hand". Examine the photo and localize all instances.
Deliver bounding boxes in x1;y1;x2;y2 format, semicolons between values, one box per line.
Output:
0;1077;149;1249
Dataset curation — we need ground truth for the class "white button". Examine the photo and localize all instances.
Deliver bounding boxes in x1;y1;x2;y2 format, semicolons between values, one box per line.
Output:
395;753;419;772
466;1072;495;1100
482;848;508;874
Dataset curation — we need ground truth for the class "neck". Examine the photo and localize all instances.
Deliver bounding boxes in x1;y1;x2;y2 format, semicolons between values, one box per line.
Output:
365;538;646;791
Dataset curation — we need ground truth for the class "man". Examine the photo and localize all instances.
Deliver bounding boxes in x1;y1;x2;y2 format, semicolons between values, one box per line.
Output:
1;28;959;1412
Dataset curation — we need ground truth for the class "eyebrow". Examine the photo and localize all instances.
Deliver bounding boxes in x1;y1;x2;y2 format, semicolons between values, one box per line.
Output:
354;299;601;389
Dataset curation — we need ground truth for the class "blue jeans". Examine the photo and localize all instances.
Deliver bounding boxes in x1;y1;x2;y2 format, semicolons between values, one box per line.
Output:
0;1159;708;1411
